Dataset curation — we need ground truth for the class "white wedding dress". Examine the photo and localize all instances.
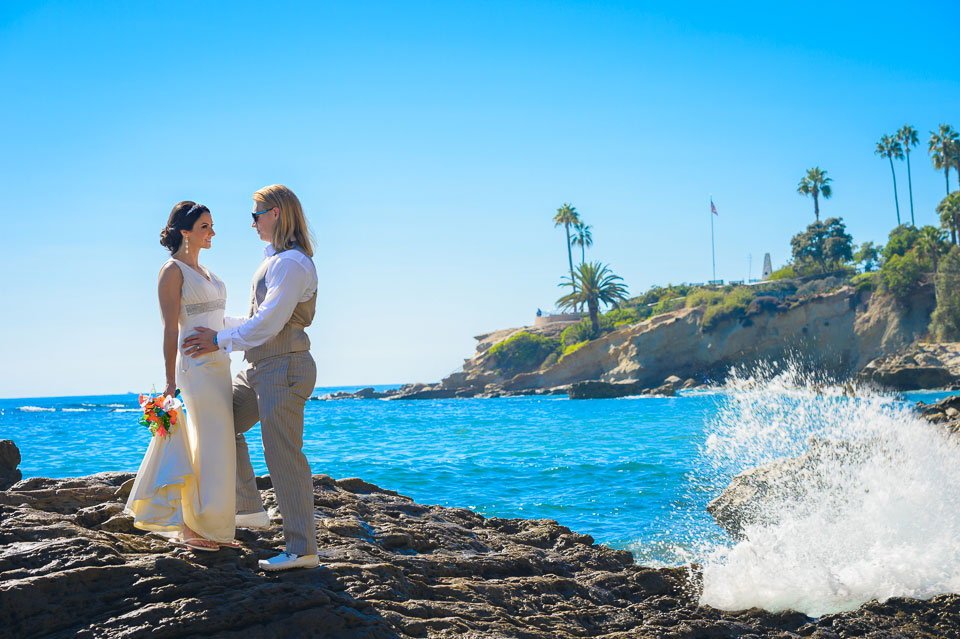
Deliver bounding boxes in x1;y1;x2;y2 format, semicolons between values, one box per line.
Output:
125;259;236;543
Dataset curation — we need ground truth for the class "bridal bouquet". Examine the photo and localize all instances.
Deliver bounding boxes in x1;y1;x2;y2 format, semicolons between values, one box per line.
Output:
138;391;182;438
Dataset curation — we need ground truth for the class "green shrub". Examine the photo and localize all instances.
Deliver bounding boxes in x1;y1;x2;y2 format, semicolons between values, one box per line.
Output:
931;247;960;340
768;265;797;281
796;275;843;298
880;252;923;299
540;351;560;370
685;289;724;308
488;332;560;376
600;307;641;329
698;287;756;331
561;320;595;347
652;295;684;316
560;340;588;360
851;271;878;292
882;225;919;262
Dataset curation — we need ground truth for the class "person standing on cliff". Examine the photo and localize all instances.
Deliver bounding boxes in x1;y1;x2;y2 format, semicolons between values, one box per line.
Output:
182;184;320;572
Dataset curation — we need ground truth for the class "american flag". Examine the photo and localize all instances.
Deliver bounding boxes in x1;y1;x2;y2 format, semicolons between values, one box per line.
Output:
710;199;718;215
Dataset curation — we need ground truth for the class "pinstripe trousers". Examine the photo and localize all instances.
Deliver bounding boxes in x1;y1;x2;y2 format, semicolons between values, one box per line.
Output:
233;351;318;556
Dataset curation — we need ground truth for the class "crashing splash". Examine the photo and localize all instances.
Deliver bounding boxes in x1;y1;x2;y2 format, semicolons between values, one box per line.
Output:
697;363;960;617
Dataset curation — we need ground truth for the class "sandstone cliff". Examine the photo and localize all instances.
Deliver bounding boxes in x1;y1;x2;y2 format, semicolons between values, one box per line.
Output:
436;283;937;397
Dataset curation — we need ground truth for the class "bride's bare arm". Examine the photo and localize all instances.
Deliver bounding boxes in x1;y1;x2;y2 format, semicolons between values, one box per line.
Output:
158;263;183;397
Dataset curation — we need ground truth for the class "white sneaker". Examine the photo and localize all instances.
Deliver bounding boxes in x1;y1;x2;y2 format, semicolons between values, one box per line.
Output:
235;510;271;530
258;552;319;572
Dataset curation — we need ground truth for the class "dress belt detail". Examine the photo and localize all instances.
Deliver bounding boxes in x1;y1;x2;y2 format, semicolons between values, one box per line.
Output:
185;299;226;315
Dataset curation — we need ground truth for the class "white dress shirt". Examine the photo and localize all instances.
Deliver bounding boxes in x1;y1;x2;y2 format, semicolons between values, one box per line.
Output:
216;245;318;354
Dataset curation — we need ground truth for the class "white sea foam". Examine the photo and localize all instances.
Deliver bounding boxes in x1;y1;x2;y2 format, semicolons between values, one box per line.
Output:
18;406;55;412
698;363;960;617
61;408;90;412
110;408;140;413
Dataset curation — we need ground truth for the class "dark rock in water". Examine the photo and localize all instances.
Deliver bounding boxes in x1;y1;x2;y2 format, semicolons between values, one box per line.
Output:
2;443;959;637
568;379;645;399
915;394;960;436
707;439;873;540
390;384;460;400
858;344;960;390
0;439;21;490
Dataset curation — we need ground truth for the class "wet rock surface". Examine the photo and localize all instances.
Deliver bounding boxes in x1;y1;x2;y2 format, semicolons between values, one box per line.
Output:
2;450;959;637
0;439;21;490
858;342;960;390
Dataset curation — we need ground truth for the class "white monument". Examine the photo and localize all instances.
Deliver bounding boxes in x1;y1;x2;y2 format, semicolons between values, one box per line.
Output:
761;253;773;280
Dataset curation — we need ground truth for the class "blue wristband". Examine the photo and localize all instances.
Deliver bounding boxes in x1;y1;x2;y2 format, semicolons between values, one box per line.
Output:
213;333;219;347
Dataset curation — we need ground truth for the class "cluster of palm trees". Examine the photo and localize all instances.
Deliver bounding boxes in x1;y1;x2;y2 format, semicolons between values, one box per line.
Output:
875;124;959;226
551;203;627;332
552;204;594;283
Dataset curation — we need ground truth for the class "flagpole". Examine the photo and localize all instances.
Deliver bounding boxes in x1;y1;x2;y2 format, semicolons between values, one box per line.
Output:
710;196;716;283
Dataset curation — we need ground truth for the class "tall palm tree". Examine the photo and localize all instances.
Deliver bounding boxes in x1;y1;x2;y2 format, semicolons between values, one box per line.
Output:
571;221;593;264
938;192;960;247
897;124;919;226
797;167;833;221
929;124;959;196
875;134;904;225
553;204;580;286
556;262;628;335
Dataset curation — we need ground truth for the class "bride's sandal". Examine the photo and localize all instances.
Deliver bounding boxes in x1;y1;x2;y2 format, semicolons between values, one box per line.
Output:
170;537;220;552
218;540;241;549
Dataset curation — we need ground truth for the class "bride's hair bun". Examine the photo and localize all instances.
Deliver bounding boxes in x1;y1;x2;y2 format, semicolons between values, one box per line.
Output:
160;201;209;254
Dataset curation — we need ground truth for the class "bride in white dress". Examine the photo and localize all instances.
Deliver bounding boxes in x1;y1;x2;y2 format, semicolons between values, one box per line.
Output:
125;201;237;551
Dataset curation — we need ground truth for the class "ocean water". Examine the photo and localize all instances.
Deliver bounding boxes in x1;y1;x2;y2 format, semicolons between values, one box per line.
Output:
2;378;958;616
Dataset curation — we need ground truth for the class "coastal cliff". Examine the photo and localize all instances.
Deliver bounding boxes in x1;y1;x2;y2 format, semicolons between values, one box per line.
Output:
410;283;938;398
2;440;959;638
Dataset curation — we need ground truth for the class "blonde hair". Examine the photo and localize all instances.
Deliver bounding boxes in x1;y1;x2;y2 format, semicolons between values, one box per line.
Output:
253;184;315;257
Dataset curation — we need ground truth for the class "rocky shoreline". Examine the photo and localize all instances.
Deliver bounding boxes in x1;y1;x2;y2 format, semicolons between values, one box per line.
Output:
2;440;959;638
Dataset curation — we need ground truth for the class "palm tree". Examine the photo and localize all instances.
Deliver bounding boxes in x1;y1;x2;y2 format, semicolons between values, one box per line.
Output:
553;204;580;286
571;221;593;264
929;124;959;196
797;167;833;221
875;134;904;225
917;226;945;273
938;192;960;247
897;125;919;226
556;262;628;335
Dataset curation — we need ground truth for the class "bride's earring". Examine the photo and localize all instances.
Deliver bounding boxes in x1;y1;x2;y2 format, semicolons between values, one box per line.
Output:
184;236;190;255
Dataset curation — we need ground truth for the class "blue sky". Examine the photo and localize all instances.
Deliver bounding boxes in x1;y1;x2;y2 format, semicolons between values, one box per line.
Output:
2;1;958;397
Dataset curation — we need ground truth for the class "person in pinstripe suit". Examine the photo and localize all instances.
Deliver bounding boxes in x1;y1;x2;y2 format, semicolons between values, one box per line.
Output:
183;184;320;571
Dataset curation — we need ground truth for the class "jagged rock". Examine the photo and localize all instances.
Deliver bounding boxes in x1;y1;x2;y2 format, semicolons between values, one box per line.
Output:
681;378;698;389
706;439;869;539
2;448;959;637
858;343;960;390
389;384;459;400
916;394;960;436
0;440;22;490
568;380;645;399
664;375;683;386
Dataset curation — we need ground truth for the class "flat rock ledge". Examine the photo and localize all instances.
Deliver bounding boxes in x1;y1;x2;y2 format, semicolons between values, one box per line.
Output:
2;445;959;637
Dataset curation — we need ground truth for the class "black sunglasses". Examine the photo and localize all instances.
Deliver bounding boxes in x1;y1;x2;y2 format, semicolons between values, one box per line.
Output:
252;208;273;223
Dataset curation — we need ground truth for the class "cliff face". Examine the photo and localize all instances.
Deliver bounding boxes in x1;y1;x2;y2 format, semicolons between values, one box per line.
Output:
444;283;936;394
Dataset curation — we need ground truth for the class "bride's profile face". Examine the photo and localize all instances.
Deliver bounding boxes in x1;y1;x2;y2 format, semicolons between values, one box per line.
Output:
183;211;215;251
